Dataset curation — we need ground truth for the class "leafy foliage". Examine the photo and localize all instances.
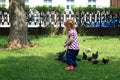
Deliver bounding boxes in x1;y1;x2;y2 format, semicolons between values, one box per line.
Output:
25;5;30;13
72;7;120;12
0;7;8;12
46;22;58;36
35;5;65;13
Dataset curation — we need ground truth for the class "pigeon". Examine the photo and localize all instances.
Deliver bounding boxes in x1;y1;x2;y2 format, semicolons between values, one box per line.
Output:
93;51;98;59
82;52;87;60
87;57;93;61
91;53;99;64
55;50;66;63
86;47;92;53
55;50;81;63
91;59;98;64
102;58;109;64
87;53;94;61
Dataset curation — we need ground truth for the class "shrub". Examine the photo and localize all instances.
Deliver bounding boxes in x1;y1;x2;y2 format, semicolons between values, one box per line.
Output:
0;7;8;13
46;22;58;36
25;5;30;13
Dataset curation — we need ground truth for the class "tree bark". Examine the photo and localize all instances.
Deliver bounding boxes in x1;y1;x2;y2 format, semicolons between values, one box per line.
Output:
8;0;31;49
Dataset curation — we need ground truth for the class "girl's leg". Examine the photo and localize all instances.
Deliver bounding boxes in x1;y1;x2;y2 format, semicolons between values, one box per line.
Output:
65;49;79;70
65;49;74;66
72;50;79;67
65;49;79;66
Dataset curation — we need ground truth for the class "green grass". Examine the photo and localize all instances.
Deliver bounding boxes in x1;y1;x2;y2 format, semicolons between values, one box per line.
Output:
0;35;120;80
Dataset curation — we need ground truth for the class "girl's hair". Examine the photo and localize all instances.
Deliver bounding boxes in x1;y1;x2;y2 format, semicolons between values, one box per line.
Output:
64;19;75;29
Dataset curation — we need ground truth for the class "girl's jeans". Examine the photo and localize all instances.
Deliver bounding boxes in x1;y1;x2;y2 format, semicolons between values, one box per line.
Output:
65;49;79;67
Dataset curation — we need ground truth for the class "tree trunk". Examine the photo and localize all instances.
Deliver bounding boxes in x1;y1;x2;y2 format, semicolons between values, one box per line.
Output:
8;0;31;49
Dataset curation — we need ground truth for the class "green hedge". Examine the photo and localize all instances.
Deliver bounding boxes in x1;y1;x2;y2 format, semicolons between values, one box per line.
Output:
0;6;31;13
35;5;65;13
72;6;120;13
0;7;8;12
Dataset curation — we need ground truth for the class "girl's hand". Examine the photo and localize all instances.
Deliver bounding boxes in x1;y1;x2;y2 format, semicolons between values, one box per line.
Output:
63;44;67;47
64;36;74;48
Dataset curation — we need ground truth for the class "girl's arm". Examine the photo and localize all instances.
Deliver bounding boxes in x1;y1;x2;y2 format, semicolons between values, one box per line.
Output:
64;36;74;47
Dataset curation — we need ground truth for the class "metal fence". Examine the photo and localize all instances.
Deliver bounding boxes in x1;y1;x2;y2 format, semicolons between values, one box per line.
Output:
0;10;120;28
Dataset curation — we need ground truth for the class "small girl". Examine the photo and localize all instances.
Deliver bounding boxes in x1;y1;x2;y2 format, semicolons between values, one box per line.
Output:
64;19;79;70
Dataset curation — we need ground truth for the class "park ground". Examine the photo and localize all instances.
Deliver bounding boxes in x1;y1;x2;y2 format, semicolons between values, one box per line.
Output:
0;35;120;80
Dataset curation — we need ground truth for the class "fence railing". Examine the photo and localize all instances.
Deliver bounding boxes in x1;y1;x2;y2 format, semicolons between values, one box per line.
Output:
0;10;120;28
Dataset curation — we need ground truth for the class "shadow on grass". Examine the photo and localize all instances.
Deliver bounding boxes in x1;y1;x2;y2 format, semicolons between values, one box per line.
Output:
0;54;69;80
0;54;120;80
0;56;47;80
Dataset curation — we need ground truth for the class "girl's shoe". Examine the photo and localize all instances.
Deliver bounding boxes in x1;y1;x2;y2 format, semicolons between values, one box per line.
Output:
64;65;76;70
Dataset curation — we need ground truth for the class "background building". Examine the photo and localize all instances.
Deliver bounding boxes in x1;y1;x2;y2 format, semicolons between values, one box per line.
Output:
0;0;9;8
110;0;120;7
1;0;110;10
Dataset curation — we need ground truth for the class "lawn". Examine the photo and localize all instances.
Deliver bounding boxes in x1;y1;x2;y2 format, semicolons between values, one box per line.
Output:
0;35;120;80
